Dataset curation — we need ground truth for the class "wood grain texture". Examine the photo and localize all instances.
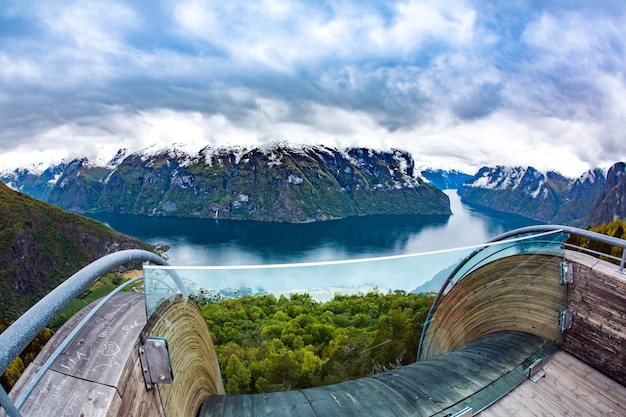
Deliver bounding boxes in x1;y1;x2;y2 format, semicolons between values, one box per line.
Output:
2;292;165;417
481;350;626;417
563;250;626;387
420;253;565;360
146;295;225;417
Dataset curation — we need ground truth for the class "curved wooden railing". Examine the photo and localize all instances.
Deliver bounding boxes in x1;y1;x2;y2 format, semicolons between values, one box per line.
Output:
418;252;565;360
418;224;626;361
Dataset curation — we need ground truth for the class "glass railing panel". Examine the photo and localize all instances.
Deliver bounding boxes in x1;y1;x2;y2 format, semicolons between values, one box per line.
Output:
447;230;566;288
418;231;567;360
143;230;565;325
143;247;477;321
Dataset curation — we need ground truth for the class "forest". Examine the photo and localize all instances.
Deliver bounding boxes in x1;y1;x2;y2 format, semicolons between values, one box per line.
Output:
199;291;434;394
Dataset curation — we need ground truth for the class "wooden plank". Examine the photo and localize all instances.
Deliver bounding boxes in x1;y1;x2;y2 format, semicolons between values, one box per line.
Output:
481;383;562;417
564;251;626;387
435;342;558;416
148;295;225;416
2;292;165;417
8;368;121;417
371;373;442;416
502;352;626;416
304;375;424;417
547;352;626;415
199;331;550;417
45;292;146;388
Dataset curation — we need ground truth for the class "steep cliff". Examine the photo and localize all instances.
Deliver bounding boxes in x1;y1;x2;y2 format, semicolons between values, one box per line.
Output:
0;183;152;320
585;162;626;226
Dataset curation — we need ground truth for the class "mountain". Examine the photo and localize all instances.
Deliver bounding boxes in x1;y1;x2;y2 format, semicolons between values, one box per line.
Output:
1;163;67;201
586;162;626;227
2;145;451;223
458;165;610;225
420;169;472;190
0;182;153;321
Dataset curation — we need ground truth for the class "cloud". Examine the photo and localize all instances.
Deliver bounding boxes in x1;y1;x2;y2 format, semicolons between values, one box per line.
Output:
0;1;625;179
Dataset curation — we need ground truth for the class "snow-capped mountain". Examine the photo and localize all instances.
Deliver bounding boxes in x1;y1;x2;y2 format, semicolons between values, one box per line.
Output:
586;162;626;226
1;144;451;223
420;168;472;190
458;165;611;225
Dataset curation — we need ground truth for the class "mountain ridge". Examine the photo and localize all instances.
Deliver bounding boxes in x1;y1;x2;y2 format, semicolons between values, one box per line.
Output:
3;143;624;226
2;144;452;223
458;164;621;226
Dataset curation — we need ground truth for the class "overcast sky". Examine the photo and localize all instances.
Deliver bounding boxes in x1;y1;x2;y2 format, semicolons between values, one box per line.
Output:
1;1;625;177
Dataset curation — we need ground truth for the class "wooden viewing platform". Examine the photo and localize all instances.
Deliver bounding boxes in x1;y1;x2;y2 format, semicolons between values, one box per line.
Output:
2;245;626;416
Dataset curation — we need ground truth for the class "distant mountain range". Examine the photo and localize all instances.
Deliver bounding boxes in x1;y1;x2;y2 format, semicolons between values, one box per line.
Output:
0;182;151;321
2;143;624;226
458;163;625;227
1;144;451;223
420;169;473;190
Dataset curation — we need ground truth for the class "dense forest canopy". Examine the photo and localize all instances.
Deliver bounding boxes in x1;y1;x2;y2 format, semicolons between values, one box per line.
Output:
199;291;434;394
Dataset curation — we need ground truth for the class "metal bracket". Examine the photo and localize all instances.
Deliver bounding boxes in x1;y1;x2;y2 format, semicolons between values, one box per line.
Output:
139;337;174;390
560;261;574;285
451;407;473;417
526;358;545;382
559;308;573;332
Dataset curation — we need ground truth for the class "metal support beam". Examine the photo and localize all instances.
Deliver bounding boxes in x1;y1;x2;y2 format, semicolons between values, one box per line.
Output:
559;309;573;332
451;407;473;417
0;385;23;417
139;337;174;390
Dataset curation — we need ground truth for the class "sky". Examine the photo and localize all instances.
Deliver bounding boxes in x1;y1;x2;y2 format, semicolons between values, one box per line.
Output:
1;0;625;177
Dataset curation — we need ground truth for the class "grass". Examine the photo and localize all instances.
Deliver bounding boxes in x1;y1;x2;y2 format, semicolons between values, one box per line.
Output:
48;271;144;330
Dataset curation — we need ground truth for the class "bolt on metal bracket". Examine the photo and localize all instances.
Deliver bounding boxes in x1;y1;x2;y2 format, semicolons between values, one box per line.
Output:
139;337;174;390
560;261;574;285
526;358;546;382
558;308;573;332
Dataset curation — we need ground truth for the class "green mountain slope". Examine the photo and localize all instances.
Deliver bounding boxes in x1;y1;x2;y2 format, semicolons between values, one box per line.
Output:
0;183;152;321
3;145;452;223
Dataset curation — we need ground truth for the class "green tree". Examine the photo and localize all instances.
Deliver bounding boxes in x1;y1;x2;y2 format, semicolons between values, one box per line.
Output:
2;357;24;389
224;354;251;394
204;291;434;394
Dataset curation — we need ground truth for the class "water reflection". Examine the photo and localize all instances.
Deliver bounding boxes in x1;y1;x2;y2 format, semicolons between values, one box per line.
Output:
87;190;539;265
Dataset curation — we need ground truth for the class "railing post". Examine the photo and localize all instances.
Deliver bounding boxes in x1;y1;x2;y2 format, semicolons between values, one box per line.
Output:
619;249;626;274
0;385;23;417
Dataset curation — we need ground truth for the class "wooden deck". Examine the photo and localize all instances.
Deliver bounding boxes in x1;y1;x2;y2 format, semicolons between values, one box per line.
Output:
480;350;626;417
199;331;558;417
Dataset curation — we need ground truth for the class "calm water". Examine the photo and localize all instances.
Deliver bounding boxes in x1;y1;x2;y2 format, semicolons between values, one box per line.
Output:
87;190;539;266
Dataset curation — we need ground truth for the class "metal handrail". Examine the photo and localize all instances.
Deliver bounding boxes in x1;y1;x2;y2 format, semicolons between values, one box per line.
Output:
15;276;145;411
417;224;626;361
0;249;175;417
490;224;626;273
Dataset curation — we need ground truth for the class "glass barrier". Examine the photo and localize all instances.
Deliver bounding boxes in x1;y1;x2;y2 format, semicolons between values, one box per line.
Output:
447;230;566;287
143;230;565;323
418;230;567;360
144;248;470;320
142;230;566;416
